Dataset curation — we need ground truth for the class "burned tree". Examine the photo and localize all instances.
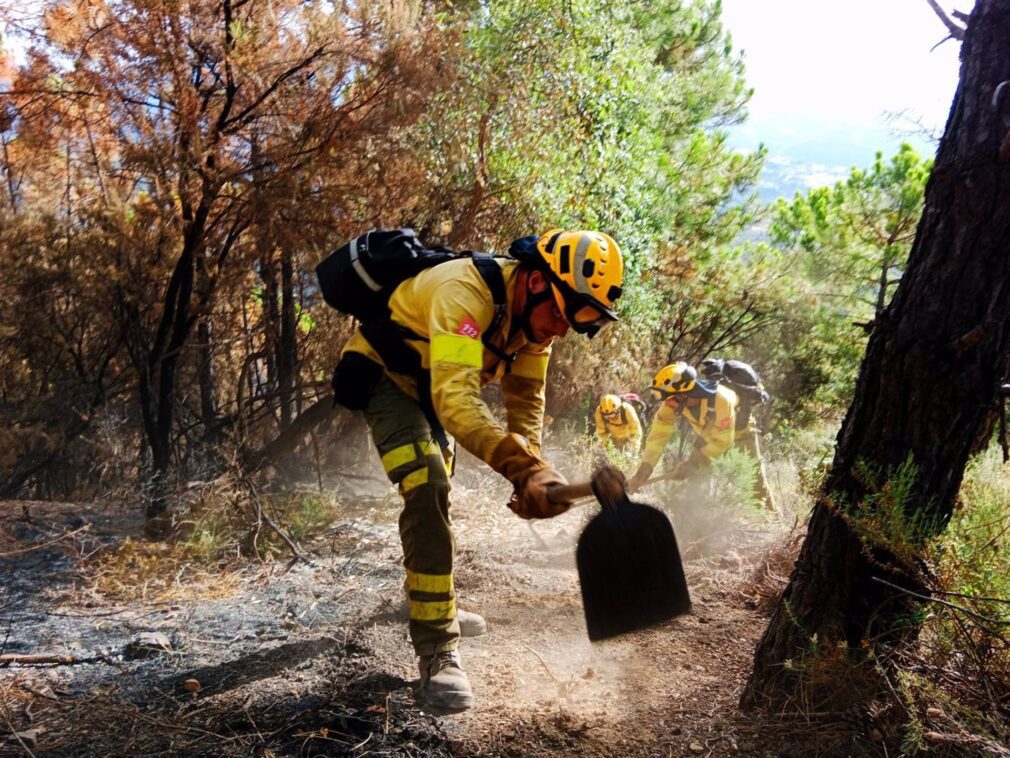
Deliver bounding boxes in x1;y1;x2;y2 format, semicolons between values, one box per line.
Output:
743;0;1010;708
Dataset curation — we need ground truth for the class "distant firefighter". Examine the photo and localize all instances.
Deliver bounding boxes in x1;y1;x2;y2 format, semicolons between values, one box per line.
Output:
629;362;776;511
594;394;643;452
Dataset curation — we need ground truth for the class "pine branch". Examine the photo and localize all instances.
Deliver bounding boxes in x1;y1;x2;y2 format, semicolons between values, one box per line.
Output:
925;0;965;41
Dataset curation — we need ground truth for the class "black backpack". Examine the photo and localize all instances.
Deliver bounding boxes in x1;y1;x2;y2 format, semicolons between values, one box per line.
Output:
317;229;514;433
700;359;769;430
317;229;452;321
316;228;515;359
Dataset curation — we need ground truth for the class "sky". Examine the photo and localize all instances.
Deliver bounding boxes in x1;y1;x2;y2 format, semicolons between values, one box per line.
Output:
719;0;961;179
2;0;962;186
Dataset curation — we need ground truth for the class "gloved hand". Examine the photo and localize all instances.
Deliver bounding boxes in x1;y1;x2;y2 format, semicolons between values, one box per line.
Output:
626;463;654;494
509;467;571;519
489;433;546;488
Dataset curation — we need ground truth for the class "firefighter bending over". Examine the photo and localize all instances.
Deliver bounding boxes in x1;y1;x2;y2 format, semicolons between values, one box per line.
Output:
336;230;624;711
594;394;643;452
628;361;775;510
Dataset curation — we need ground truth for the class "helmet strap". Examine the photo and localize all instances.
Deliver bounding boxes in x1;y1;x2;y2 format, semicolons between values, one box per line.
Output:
520;286;554;343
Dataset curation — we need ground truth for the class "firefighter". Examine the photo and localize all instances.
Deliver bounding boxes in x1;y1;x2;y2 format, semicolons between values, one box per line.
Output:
628;362;776;510
594;394;643;452
339;230;624;711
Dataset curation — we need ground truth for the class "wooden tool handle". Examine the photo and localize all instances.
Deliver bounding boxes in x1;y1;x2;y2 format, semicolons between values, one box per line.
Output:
547;480;594;503
548;465;628;506
547;469;674;508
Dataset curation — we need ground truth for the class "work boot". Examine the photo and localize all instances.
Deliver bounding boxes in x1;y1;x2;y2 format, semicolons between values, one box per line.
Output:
417;650;475;712
457;609;487;638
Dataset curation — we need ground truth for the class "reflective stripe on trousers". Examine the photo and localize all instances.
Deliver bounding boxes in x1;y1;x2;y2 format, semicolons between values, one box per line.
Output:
362;374;460;656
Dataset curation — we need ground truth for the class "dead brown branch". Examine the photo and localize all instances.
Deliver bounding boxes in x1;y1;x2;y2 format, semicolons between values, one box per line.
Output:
926;0;966;41
0;653;113;666
947;320;996;354
0;524;91;557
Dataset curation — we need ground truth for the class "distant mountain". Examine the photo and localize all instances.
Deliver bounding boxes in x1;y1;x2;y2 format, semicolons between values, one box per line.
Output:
731;117;939;206
752;154;848;204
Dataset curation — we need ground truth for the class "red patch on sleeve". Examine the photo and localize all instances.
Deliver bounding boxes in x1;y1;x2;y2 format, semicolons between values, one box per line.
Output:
716;417;732;429
456;317;481;339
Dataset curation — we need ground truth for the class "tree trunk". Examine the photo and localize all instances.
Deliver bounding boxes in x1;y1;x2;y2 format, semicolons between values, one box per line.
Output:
743;0;1010;709
197;314;218;435
141;193;214;518
278;246;297;428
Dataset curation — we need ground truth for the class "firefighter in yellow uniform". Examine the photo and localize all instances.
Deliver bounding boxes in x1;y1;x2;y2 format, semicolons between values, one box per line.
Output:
628;362;774;510
594;394;643;452
337;230;624;712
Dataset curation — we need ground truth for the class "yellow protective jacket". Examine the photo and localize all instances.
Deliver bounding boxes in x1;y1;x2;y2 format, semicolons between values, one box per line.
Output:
594;401;642;449
641;385;740;469
342;258;550;464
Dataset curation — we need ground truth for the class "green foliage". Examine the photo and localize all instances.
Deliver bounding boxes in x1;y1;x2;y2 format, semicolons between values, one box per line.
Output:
738;268;865;432
746;144;932;430
937;449;1010;617
876;452;1010;755
184;508;235;562
283;492;336;541
842;455;938;564
710;447;762;514
770;142;931;321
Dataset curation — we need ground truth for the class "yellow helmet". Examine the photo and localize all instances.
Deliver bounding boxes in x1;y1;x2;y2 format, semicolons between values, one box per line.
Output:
535;229;623;337
599;394;622;415
651;362;697;399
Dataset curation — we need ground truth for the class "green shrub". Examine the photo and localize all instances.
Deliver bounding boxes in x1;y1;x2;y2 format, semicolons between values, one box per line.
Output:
285;492;336;541
710;447;762;514
941;448;1010;610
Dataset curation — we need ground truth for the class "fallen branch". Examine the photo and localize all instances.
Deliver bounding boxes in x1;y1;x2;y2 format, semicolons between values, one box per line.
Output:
0;652;113;666
242;476;313;566
871;576;1010;627
0;524;91;557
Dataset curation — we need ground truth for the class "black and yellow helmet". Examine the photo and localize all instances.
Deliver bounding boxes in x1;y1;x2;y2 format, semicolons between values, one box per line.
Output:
599;394;622;415
534;229;624;337
651;362;697;400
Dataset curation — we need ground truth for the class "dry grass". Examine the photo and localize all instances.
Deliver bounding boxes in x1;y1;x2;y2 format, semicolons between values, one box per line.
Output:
0;637;452;758
84;537;244;602
81;474;342;603
739;529;803;614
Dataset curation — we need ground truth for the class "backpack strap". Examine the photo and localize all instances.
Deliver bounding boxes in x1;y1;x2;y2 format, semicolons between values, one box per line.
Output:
470;253;518;368
359;320;448;449
357;253;514;448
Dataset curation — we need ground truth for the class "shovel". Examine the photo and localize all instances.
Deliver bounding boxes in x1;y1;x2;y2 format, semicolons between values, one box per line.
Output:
549;466;691;641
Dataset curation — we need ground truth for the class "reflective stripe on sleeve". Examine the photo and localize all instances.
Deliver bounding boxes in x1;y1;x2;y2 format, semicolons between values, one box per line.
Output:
431;333;483;367
406;570;454;595
418;440;441;457
410;598;456;621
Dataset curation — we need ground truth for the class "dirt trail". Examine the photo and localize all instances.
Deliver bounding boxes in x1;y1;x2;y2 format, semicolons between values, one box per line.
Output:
0;470;811;757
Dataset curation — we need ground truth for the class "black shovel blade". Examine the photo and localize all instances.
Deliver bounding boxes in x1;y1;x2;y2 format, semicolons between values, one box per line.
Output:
575;495;691;641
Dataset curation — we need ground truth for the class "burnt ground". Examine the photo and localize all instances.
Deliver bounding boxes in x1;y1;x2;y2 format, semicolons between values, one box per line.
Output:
0;458;874;757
